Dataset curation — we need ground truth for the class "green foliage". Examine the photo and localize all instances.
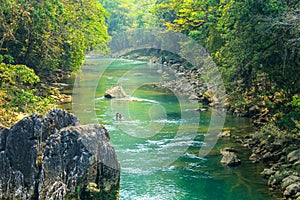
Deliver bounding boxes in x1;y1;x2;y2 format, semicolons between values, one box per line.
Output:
279;111;300;131
0;1;109;126
291;95;300;110
0;0;109;74
100;0;134;35
152;0;222;48
0;64;40;85
152;0;300;129
0;63;54;127
279;94;300;131
100;0;157;35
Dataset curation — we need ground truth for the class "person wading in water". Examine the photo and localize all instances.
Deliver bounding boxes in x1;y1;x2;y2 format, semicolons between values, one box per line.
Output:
116;113;122;121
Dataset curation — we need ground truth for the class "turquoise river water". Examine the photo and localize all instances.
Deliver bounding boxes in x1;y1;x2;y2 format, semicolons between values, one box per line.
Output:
60;57;279;200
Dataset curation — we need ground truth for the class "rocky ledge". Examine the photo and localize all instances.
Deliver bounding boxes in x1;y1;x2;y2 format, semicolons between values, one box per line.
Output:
0;109;120;200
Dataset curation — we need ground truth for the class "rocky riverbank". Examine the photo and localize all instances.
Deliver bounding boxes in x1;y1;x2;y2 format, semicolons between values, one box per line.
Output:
125;53;300;199
159;56;299;199
147;56;221;108
0;109;120;200
125;53;277;127
43;70;74;104
240;124;300;200
218;126;300;199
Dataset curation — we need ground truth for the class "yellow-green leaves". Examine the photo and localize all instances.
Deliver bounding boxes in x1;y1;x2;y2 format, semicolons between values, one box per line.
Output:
100;0;157;35
0;63;54;127
0;63;40;86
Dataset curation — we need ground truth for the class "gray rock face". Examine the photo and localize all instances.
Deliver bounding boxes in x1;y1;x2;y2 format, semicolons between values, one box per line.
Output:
0;127;9;151
0;109;120;200
282;175;300;189
243;131;300;199
261;168;276;178
104;84;127;98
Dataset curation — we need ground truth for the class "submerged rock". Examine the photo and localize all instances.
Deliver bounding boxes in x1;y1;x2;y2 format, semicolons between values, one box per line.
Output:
0;109;120;200
104;84;127;98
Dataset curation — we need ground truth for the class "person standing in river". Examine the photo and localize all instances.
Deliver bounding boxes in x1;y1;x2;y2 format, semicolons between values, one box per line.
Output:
116;113;122;121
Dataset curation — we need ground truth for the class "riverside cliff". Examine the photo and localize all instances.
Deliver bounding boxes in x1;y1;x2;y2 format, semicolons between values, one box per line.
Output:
0;109;120;200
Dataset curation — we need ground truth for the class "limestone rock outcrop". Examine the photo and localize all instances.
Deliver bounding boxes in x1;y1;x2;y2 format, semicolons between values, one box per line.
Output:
0;109;120;200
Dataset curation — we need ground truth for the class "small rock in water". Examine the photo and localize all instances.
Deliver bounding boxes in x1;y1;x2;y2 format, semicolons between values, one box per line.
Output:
220;148;241;167
104;83;127;98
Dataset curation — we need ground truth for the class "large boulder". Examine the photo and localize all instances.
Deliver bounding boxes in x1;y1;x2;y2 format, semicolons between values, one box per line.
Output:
281;175;300;190
0;109;120;200
287;149;300;163
220;148;241;167
284;182;300;198
104;84;127;98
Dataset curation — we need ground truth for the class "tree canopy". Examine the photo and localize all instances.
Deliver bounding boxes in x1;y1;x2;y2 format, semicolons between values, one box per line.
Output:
152;0;300;128
0;0;109;73
100;0;157;35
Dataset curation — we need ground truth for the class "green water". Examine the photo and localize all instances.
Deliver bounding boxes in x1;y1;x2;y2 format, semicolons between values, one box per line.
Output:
62;57;278;200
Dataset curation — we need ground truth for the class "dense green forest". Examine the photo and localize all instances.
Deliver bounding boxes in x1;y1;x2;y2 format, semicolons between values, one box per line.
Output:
1;0;299;132
156;0;299;130
157;0;299;131
0;0;109;126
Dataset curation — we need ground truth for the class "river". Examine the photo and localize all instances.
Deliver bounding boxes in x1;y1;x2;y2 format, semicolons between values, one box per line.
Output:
59;57;279;200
